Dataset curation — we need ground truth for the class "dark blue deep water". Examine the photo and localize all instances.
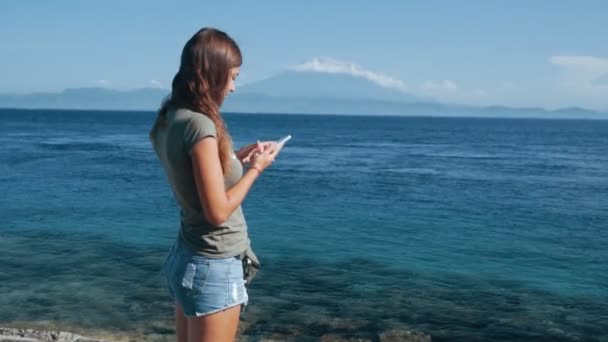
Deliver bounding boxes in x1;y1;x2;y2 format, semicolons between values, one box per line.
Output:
1;109;607;341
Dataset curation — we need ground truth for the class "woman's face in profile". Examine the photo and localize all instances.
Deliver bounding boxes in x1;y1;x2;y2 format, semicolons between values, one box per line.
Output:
224;66;240;98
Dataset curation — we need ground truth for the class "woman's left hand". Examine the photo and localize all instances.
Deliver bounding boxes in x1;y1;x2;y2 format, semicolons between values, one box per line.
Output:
237;141;278;165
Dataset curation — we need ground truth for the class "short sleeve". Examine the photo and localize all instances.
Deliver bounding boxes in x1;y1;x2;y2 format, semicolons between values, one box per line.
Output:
183;114;217;155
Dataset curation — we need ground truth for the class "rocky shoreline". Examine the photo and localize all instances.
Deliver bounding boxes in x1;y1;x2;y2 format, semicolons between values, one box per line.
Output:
0;328;108;342
1;326;431;341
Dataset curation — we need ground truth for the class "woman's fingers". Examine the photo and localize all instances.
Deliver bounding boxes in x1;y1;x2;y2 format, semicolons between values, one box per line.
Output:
242;149;257;163
263;141;278;151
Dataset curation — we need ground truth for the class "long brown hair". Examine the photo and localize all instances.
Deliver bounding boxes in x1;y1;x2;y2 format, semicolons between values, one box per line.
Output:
151;27;242;175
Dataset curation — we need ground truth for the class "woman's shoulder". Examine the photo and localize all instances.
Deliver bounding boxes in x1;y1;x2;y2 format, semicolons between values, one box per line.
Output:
175;108;216;127
176;109;217;147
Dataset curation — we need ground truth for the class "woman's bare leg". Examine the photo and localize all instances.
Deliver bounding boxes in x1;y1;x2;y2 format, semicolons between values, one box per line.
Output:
187;305;241;342
175;303;188;342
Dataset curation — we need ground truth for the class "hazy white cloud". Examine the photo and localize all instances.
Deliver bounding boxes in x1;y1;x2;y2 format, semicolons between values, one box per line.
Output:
591;72;608;86
550;55;608;71
290;57;493;105
149;79;163;88
473;88;487;96
549;55;608;109
97;79;110;87
291;57;408;92
550;55;608;88
284;55;606;110
422;79;458;93
419;79;486;104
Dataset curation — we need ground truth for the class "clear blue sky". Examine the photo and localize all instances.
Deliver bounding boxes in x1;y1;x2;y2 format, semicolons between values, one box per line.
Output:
1;0;607;109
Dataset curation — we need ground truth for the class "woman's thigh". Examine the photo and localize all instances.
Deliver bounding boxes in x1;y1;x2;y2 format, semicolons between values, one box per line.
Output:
187;304;241;342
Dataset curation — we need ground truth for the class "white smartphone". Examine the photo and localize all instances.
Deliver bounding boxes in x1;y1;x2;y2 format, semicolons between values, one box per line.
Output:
276;135;292;147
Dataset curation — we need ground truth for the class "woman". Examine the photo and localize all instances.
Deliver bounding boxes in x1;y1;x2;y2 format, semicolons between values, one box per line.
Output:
150;27;280;342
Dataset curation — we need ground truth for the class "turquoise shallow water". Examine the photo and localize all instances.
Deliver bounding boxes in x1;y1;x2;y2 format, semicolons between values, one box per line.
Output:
0;109;607;341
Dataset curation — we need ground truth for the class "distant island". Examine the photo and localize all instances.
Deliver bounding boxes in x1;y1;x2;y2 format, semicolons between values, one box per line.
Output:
1;71;606;119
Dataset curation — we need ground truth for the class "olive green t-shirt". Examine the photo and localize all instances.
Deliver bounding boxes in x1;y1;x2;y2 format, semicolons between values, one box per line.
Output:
151;108;249;258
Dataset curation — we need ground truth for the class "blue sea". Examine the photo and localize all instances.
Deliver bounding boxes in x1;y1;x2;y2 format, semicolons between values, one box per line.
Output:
0;108;607;341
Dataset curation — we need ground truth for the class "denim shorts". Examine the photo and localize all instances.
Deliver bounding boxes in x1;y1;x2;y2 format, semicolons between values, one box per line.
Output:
163;238;248;317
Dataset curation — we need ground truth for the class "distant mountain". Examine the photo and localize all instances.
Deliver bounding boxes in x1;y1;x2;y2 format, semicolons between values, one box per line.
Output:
237;70;420;102
0;87;168;110
222;93;607;119
222;70;606;117
1;72;607;119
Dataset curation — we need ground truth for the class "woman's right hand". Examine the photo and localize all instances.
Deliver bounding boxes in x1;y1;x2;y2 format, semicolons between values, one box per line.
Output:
251;140;282;172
